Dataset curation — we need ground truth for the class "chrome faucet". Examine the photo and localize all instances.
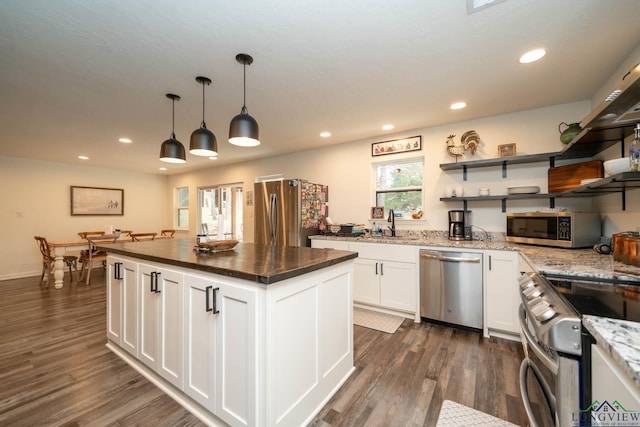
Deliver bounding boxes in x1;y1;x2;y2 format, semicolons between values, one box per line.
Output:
387;209;396;237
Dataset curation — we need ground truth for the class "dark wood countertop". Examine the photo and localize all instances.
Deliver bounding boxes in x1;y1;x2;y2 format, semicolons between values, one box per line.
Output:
96;238;358;285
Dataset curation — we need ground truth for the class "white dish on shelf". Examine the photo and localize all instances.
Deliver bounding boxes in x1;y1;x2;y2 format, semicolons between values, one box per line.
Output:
507;185;540;195
603;158;630;176
580;178;601;185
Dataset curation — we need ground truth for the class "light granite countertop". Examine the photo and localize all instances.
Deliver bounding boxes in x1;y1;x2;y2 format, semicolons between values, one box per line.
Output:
583;315;640;389
311;233;640;282
312;232;640;385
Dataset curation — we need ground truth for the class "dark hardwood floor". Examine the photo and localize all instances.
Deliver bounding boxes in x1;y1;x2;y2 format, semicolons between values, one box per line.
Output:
0;271;535;426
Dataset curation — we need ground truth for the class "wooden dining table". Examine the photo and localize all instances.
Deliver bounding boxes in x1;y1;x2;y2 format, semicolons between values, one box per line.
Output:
48;235;172;289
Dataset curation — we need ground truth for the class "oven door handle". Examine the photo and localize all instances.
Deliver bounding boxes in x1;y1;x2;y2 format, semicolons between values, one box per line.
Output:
520;357;557;427
518;305;559;374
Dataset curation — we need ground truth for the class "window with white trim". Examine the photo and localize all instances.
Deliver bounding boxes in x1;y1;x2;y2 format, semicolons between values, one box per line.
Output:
374;158;423;218
176;186;189;228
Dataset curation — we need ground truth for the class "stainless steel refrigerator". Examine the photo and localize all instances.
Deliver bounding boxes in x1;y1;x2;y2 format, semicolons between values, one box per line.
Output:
254;179;329;247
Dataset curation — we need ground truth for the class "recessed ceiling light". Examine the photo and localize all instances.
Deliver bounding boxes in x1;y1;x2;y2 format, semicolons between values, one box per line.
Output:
519;49;546;64
159;167;167;171
382;124;394;131
78;155;89;160
450;102;467;110
320;132;331;138
118;138;132;143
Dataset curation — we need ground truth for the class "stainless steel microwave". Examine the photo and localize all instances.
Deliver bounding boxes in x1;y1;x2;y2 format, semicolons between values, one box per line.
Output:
506;211;601;248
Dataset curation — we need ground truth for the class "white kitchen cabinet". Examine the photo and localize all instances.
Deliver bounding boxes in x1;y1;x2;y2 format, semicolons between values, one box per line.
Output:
139;263;184;389
311;239;350;250
107;254;354;427
215;279;257;427
106;256;138;357
592;344;640;409
484;250;520;336
349;241;417;316
183;272;258;427
183;273;218;410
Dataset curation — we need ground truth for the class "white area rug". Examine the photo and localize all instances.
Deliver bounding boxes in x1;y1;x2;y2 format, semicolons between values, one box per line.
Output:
353;307;404;334
436;400;518;426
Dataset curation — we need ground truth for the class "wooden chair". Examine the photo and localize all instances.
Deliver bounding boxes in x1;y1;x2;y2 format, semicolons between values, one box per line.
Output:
77;231;107;273
160;229;175;237
119;230;133;237
130;232;157;241
34;236;78;284
79;234;119;285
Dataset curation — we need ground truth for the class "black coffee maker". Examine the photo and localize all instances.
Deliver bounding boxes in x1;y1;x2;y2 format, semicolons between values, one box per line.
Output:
448;210;472;241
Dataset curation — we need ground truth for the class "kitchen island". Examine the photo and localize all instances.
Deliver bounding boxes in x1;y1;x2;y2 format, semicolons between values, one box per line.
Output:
97;238;357;427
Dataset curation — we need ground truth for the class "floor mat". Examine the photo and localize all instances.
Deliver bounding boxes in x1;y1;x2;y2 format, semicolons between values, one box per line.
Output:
353;307;404;334
436;400;518;426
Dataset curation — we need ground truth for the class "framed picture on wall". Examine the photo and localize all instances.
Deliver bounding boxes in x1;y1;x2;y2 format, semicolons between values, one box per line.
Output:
498;143;516;158
70;186;124;215
371;206;385;219
372;136;422;157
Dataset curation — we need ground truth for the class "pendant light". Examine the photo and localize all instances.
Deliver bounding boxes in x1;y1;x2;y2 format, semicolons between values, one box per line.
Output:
190;76;218;156
159;93;186;163
229;53;260;147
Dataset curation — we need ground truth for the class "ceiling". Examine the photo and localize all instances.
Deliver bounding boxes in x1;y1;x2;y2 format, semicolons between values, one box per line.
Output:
1;0;640;175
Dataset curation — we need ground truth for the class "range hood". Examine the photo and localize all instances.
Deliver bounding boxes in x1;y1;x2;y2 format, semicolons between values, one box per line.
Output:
580;63;640;130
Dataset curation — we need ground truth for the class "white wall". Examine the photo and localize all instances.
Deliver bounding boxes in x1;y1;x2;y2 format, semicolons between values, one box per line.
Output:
0;156;170;280
168;99;640;243
4;97;639;282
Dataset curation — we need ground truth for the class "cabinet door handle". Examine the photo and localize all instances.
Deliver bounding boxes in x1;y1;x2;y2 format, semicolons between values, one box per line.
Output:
212;287;220;314
489;255;492;271
380;262;384;276
114;262;123;280
149;272;156;293
205;285;213;312
154;272;161;293
375;262;378;275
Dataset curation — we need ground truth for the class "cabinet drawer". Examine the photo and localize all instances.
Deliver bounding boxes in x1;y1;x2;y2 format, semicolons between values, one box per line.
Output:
348;241;417;263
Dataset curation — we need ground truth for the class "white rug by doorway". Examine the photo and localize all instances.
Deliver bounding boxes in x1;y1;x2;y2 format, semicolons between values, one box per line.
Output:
353;307;404;334
436;400;518;426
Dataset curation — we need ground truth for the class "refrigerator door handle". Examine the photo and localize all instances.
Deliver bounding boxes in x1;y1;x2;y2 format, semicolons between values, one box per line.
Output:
269;193;278;243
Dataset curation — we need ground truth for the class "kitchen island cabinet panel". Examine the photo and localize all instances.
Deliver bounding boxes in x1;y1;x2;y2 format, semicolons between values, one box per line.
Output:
107;257;138;357
183;274;218;411
215;279;257;427
266;266;353;426
139;263;184;389
104;247;355;427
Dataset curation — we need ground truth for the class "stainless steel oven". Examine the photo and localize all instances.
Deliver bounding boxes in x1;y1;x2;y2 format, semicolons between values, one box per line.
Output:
518;271;640;427
518;272;582;427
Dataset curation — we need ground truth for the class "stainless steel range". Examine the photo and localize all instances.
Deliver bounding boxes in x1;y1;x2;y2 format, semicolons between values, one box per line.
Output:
518;272;581;427
518;271;640;427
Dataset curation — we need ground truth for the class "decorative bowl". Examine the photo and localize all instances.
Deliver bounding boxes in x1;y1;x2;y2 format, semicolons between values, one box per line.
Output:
196;239;239;251
603;158;630;176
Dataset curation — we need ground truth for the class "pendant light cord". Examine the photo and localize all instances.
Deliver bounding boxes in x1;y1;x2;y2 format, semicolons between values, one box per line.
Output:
201;81;206;127
242;63;248;114
171;97;176;139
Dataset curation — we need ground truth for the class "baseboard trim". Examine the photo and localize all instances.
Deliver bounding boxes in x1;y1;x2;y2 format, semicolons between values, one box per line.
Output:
106;341;226;427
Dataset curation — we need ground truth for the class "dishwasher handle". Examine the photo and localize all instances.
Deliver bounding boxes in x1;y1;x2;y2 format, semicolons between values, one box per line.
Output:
419;251;481;263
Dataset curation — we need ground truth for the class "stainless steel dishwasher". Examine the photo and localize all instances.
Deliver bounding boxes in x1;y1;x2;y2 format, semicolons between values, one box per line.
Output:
419;249;483;329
